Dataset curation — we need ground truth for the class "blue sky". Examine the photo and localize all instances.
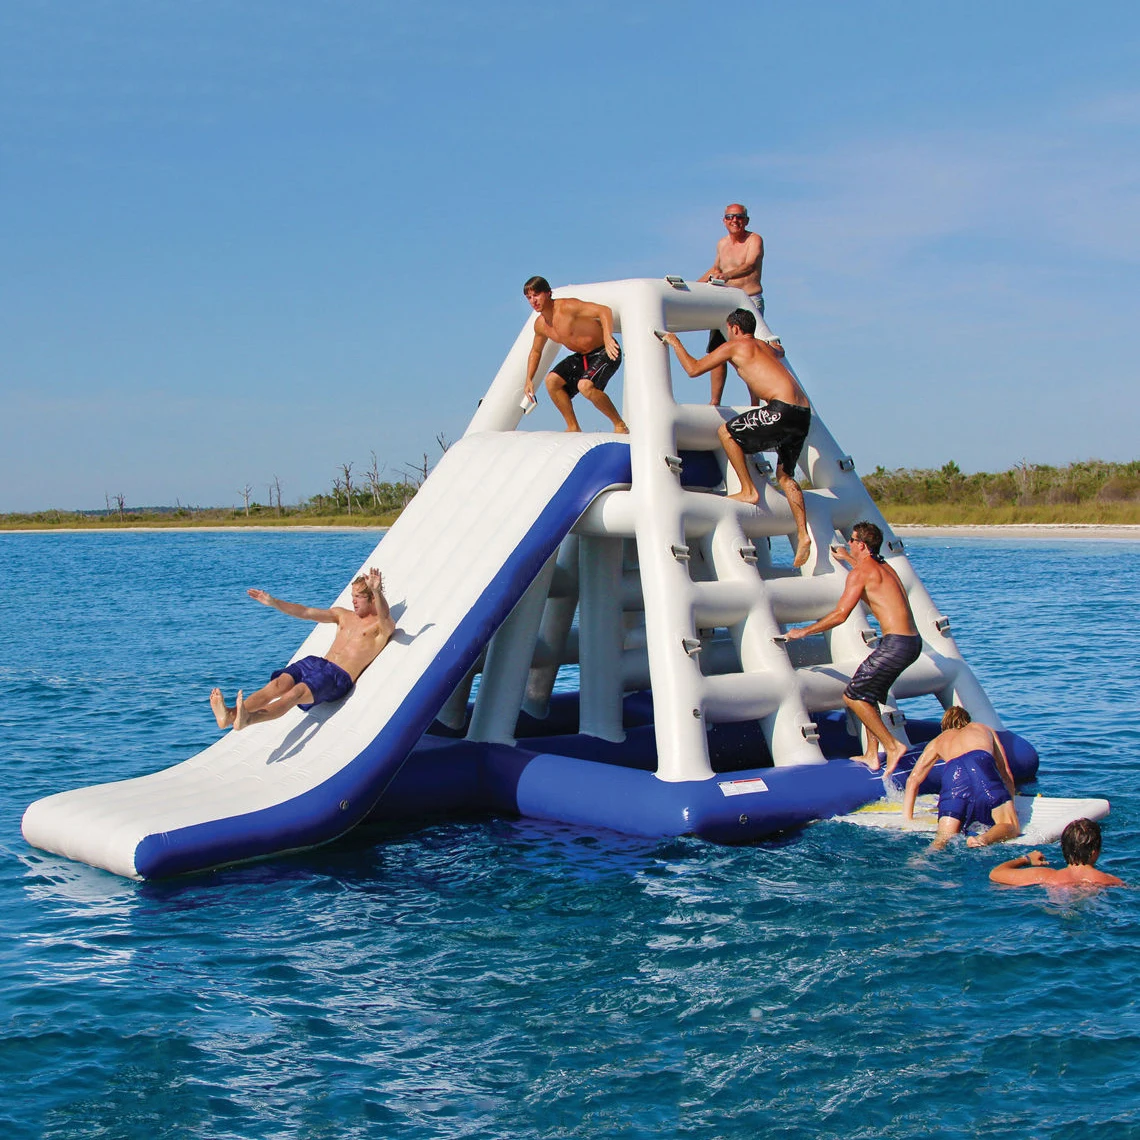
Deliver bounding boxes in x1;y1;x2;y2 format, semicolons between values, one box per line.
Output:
2;0;1137;511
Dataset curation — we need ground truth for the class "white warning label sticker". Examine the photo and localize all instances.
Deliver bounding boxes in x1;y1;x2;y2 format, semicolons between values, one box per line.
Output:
717;777;770;797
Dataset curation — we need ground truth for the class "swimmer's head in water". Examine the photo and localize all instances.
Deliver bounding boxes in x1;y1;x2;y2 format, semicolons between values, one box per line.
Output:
1061;818;1102;866
850;521;884;558
726;308;757;336
941;706;972;732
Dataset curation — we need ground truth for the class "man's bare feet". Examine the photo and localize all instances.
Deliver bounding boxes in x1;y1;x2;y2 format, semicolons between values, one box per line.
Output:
563;424;582;433
851;752;883;772
727;489;761;505
793;537;811;568
210;687;234;730
882;743;908;778
614;421;629;434
233;690;247;731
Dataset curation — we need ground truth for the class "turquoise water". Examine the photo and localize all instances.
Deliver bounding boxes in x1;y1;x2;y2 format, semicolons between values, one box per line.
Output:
2;531;1138;1139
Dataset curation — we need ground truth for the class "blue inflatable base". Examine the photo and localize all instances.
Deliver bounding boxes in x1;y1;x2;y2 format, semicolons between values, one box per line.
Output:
362;698;1039;844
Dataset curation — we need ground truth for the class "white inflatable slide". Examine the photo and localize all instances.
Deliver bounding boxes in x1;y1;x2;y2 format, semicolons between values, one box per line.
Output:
21;432;632;879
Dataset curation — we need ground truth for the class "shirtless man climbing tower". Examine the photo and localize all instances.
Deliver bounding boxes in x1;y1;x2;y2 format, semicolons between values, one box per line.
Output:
661;308;812;567
783;521;921;772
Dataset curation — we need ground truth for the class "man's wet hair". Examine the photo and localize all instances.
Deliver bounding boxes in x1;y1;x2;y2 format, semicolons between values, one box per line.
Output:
523;275;551;296
1061;818;1102;866
351;575;373;595
941;706;972;731
850;521;884;556
725;308;757;335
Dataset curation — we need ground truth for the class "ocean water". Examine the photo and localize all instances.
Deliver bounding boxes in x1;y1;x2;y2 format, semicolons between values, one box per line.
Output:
1;530;1138;1139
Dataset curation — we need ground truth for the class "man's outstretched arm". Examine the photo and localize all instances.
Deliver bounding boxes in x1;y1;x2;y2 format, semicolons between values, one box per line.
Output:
902;738;942;821
783;570;864;641
365;567;395;634
248;589;340;623
989;851;1052;885
661;332;734;379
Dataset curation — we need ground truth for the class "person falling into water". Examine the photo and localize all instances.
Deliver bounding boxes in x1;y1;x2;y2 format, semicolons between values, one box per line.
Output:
522;275;629;434
660;308;812;567
210;567;395;731
783;521;921;772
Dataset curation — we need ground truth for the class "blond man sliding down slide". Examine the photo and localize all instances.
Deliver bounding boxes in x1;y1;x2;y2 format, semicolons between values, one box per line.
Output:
210;567;396;731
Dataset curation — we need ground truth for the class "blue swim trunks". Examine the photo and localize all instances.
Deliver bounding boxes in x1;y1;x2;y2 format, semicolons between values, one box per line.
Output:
271;655;354;711
844;633;922;706
938;748;1012;831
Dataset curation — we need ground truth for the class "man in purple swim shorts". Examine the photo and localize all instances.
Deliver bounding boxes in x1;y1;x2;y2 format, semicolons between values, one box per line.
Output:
903;706;1021;850
210;567;396;731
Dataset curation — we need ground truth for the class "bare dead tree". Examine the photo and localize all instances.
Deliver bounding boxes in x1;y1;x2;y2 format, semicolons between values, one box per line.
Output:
402;453;431;487
339;462;355;517
436;432;452;455
113;493;126;522
239;484;252;517
332;476;345;511
366;451;385;508
273;474;283;517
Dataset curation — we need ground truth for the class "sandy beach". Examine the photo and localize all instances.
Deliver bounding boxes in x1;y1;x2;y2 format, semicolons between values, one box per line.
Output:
893;524;1140;541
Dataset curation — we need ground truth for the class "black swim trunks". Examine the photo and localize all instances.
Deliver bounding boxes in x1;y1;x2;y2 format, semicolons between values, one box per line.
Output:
843;634;922;707
723;399;811;475
550;343;622;397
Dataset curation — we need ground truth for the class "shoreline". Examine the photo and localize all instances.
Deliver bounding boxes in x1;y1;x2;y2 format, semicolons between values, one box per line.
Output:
893;524;1140;541
0;524;389;535
2;523;1139;540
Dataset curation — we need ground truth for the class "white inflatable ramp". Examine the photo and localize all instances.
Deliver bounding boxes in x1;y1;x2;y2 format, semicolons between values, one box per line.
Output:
22;432;632;879
832;794;1110;846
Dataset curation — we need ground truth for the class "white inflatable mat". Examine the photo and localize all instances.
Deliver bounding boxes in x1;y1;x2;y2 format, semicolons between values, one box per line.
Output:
832;795;1110;846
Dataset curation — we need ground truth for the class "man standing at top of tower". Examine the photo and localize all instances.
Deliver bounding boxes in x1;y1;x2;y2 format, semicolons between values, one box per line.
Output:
700;204;766;405
522;276;629;434
782;521;922;773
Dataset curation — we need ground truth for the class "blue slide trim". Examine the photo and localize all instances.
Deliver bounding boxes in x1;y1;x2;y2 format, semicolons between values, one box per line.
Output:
133;442;633;878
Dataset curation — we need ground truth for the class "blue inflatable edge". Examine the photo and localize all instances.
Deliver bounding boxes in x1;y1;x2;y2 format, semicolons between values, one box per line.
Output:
365;723;1038;846
133;441;634;878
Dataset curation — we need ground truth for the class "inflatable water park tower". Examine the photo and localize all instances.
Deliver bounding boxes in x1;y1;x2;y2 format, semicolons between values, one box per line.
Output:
23;277;1048;879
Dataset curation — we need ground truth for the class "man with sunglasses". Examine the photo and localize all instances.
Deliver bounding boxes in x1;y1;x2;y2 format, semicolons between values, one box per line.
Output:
700;204;769;405
783;521;921;773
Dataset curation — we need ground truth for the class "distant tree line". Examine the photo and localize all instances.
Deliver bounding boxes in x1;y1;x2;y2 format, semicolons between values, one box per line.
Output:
4;453;1138;529
863;459;1140;508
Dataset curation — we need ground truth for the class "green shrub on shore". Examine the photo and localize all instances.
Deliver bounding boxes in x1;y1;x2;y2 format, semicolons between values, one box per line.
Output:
863;459;1140;524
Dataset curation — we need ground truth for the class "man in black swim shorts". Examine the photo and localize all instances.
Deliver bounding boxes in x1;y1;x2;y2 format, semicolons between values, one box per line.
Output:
523;276;629;433
784;521;921;774
549;342;623;405
209;567;396;731
661;308;814;567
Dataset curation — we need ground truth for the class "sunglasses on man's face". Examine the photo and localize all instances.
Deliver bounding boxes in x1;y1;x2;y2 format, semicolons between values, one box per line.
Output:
724;213;747;221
